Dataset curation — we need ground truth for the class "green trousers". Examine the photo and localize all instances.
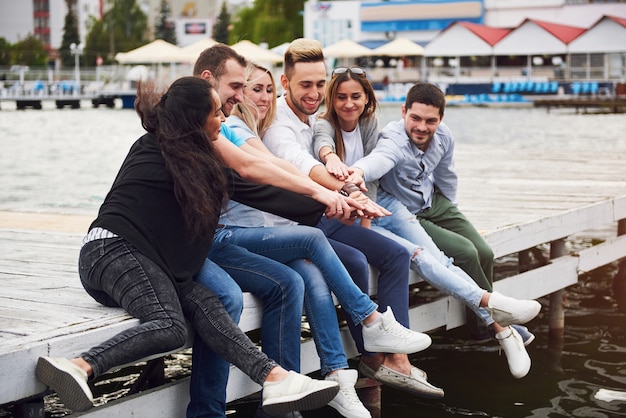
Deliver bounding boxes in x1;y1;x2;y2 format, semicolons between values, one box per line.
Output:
417;191;494;290
417;191;495;337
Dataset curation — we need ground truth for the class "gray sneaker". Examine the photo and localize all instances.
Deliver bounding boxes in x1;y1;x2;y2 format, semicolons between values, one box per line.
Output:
358;360;427;381
374;364;444;399
362;307;432;354
35;357;94;412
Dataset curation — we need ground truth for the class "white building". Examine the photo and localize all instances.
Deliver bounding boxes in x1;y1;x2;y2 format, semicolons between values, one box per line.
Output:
304;0;626;48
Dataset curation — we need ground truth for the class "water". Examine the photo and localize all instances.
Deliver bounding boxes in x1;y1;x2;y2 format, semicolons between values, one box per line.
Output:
1;102;625;417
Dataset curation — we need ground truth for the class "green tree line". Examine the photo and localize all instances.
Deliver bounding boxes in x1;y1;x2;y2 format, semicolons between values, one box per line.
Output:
0;0;305;69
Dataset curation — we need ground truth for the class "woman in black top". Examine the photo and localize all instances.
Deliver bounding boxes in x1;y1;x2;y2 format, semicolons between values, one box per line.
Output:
35;76;338;416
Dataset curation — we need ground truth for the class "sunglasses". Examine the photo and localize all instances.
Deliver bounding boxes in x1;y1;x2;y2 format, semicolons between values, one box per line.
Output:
332;67;366;77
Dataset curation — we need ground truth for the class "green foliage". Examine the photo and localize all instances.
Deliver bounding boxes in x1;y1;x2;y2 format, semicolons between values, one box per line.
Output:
12;34;48;66
0;37;12;66
155;0;177;45
231;0;304;47
213;2;230;44
60;0;81;68
83;0;150;65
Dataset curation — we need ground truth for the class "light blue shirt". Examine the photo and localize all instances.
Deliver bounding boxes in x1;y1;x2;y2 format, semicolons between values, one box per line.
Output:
352;119;458;214
218;118;266;227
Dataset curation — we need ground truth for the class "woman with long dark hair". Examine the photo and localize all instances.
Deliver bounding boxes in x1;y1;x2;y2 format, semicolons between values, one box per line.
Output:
35;76;339;416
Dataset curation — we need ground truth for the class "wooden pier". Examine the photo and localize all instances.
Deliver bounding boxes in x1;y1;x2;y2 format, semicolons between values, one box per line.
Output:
1;145;626;416
533;97;626;113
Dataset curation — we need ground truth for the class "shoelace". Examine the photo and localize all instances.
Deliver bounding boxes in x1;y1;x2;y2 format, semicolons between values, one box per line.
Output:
383;318;416;338
339;385;361;404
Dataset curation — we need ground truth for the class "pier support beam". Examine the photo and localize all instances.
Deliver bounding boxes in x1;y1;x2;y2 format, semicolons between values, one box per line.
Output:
613;220;626;313
547;239;566;372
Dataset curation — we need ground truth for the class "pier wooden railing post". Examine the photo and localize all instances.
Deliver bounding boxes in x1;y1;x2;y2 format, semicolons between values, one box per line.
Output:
613;219;626;312
547;239;566;371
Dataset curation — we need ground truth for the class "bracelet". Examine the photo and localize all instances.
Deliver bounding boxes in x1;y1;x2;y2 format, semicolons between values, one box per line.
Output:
320;149;335;162
341;182;360;195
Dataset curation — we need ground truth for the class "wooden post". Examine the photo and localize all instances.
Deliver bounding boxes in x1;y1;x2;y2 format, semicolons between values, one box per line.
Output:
547;239;566;372
613;219;626;312
356;377;382;418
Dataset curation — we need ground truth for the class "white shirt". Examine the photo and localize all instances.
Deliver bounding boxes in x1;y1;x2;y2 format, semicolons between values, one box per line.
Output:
262;95;322;176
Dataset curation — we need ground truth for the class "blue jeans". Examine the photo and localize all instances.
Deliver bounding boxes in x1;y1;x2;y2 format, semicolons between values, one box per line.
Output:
187;248;243;418
316;217;412;354
373;191;493;326
214;225;378;375
78;237;276;410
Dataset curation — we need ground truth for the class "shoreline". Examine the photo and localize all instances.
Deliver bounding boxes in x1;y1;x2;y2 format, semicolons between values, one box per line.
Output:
0;210;92;233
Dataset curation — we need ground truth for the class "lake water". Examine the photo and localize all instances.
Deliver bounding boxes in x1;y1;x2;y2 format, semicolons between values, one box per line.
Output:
0;101;625;417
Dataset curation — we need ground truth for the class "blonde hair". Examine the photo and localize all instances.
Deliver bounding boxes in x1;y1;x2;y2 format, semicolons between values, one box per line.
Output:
231;62;277;137
284;38;324;79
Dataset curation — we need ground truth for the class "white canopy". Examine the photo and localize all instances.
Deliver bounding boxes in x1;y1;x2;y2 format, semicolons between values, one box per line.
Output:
373;37;424;57
323;39;374;58
115;39;182;64
176;38;219;63
231;40;283;64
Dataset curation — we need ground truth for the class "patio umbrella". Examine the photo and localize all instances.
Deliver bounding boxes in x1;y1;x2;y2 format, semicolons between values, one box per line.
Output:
373;37;425;57
323;39;374;58
177;38;219;63
114;39;183;64
230;40;283;64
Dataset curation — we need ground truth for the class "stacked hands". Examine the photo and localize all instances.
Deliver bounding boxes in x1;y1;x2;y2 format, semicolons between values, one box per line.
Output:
313;169;390;222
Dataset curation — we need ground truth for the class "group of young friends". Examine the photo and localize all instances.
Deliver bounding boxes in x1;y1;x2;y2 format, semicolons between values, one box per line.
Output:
35;39;542;418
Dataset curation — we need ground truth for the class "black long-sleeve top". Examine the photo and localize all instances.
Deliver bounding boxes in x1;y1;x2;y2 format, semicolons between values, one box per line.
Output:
90;133;324;293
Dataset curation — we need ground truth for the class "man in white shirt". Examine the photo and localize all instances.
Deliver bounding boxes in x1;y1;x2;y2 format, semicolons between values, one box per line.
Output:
264;38;446;403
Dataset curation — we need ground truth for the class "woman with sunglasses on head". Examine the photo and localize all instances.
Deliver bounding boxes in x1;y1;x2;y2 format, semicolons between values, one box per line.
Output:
34;76;343;416
314;68;541;380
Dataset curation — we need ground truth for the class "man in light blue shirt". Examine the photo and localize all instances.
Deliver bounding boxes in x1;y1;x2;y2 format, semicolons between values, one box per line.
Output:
350;82;495;337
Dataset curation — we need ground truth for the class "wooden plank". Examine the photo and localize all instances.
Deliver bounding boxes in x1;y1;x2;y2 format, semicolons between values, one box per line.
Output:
576;234;626;273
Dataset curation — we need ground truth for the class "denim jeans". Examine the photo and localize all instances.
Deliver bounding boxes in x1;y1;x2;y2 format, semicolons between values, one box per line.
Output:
207;241;305;371
373;191;494;326
79;237;277;418
213;225;378;375
187;250;243;418
316;217;412;354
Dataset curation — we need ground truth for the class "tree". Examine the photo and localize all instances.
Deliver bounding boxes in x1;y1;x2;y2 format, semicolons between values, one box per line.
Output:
83;0;149;65
13;34;48;66
60;0;80;68
155;0;177;44
213;2;230;44
0;37;12;66
231;0;304;47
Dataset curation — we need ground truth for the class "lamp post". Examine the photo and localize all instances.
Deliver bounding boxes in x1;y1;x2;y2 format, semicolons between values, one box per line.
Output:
69;42;84;96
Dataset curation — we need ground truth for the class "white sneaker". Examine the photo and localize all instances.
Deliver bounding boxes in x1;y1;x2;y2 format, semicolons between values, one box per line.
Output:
35;357;94;412
262;371;339;416
496;326;531;379
488;292;541;327
362;307;432;354
326;369;371;418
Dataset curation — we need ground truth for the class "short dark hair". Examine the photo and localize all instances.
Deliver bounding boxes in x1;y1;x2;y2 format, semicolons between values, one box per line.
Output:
405;82;446;118
193;43;247;79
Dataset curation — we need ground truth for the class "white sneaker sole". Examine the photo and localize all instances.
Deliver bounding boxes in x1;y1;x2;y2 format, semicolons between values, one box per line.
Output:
263;382;339;415
36;357;93;412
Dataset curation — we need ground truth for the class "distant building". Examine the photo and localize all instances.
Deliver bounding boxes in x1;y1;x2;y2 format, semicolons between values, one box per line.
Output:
304;0;626;48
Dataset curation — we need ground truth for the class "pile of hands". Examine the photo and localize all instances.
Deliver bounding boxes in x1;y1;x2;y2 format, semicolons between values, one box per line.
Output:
317;158;389;224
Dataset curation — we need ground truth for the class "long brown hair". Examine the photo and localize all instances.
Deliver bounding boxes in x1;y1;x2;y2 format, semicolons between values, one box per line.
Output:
135;77;228;240
320;68;377;161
